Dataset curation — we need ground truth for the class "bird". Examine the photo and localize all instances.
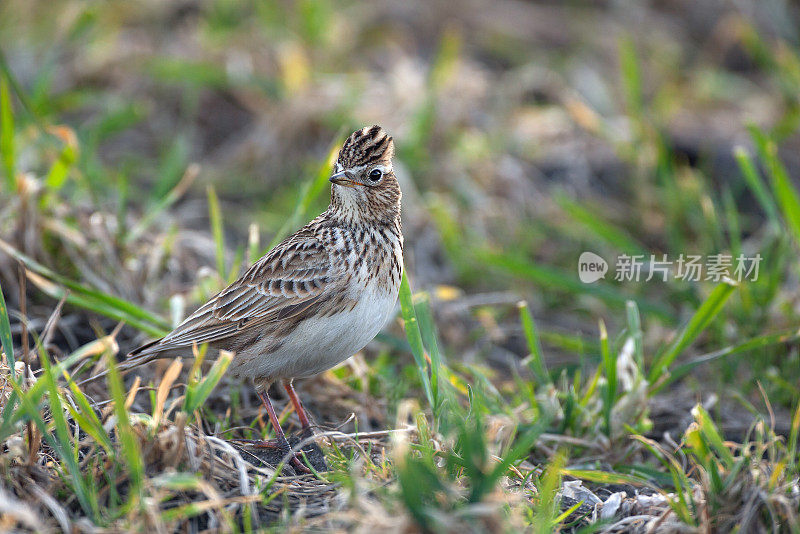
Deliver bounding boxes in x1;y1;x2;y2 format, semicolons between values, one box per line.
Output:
112;125;403;471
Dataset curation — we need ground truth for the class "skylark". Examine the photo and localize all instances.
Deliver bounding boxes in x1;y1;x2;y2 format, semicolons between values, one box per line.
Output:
123;125;403;470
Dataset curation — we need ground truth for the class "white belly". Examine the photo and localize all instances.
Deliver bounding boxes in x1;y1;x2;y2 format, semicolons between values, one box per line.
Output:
229;284;398;383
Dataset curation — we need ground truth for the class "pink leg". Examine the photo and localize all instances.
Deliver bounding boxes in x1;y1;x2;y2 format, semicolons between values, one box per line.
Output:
283;380;312;430
255;388;311;473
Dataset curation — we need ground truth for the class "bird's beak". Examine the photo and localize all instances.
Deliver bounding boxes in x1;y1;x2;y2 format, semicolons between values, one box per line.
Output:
329;171;358;187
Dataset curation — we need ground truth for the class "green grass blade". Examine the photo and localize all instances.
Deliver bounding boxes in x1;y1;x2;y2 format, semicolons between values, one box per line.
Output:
0;278;19;443
750;127;800;248
0;238;170;334
146;57;230;88
599;319;615;437
734;146;781;231
489;418;547;485
25;271;167;337
647;280;737;384
183;350;233;414
0;279;15;370
0;388;21;442
105;350;145;502
0;337;107;442
0;74;14;189
655;328;800;394
398;270;434;412
45;134;77;191
517;300;549;385
226;246;244;284
63;371;114;453
207;185;226;279
632;435;697;525
626;300;643;367
789;401;799;466
561;469;651;487
553;501;585;526
66;403;114;455
619;35;643;123
124;163;199;244
532;452;566;533
540;329;598;356
152;136;190;201
7;377;92;515
556;194;648;255
414;292;442;414
478;249;674;322
722;187;743;267
692;404;736;469
38;345;98;519
266;138;342;251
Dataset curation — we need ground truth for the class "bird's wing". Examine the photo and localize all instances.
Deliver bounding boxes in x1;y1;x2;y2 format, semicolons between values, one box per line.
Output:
131;227;333;357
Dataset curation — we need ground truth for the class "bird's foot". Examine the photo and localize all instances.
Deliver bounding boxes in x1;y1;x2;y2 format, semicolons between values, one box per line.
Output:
233;438;313;474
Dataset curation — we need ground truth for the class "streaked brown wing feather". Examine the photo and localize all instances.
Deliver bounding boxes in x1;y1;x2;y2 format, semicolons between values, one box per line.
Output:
135;228;332;356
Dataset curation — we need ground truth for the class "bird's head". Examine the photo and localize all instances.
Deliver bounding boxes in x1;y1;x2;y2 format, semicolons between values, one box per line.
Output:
329;125;401;224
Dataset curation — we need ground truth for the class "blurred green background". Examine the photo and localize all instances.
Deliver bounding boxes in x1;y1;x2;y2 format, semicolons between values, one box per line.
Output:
4;0;799;399
2;0;800;530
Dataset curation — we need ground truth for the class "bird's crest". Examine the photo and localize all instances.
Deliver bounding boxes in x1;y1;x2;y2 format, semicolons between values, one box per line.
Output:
337;125;394;169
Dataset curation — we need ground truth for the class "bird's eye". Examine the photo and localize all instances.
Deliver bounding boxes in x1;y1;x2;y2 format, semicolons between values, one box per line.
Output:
368;169;382;181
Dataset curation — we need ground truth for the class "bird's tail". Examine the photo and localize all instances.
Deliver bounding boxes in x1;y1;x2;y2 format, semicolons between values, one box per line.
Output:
76;337;165;387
